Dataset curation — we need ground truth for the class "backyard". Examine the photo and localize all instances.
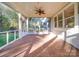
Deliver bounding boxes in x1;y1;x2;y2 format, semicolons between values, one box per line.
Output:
0;32;19;47
0;3;19;47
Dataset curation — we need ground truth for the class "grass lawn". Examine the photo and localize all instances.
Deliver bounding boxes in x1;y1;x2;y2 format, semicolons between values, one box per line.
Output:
0;32;19;47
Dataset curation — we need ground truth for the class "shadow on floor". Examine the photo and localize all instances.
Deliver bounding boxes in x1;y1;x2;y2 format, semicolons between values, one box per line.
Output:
23;36;57;57
1;34;79;57
0;34;47;57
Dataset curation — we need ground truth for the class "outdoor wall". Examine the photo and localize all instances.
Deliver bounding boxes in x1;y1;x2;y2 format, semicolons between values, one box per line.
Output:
51;3;79;49
66;27;79;49
52;27;79;49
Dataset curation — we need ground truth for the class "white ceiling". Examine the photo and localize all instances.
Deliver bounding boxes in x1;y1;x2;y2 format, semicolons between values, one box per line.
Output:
3;2;69;17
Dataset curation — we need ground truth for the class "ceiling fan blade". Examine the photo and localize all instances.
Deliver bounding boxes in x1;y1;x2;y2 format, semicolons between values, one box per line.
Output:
35;10;39;12
42;12;45;14
35;12;38;14
39;13;41;15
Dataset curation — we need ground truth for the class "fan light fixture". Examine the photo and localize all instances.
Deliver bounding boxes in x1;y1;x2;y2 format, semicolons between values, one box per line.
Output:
34;2;45;15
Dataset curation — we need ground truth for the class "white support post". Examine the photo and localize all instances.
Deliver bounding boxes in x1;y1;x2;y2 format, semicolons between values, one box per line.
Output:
62;11;66;40
74;3;79;30
18;13;22;38
14;31;16;40
73;2;79;37
62;12;65;28
51;18;54;32
6;32;9;44
26;18;29;32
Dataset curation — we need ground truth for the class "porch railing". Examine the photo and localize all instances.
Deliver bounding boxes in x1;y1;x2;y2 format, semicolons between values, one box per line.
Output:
0;30;19;48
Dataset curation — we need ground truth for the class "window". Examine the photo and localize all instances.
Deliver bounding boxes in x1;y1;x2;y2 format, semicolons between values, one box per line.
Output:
65;17;74;28
64;5;74;18
54;17;57;27
64;5;74;28
58;13;63;27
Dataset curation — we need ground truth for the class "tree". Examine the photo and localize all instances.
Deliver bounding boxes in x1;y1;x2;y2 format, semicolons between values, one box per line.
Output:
0;15;10;31
3;9;18;30
0;4;18;31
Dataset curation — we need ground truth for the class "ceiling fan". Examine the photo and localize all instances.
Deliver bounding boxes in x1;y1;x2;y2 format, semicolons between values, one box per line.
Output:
35;8;45;15
34;3;46;15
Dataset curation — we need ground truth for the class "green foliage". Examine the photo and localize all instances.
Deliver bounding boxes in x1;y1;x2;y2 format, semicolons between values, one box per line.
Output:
28;18;49;32
4;9;18;29
0;10;18;31
0;3;19;31
4;9;18;20
0;16;10;31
